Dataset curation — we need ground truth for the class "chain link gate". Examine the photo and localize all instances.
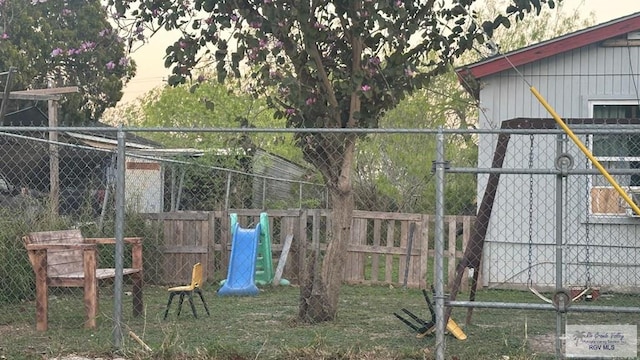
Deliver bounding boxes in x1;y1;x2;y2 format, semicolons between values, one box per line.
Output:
444;125;640;359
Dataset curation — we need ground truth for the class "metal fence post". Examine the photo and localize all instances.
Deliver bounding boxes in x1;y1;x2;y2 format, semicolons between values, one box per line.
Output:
113;125;126;349
555;134;565;358
434;128;446;360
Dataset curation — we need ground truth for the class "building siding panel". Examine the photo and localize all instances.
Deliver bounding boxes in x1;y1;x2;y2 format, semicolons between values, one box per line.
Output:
477;41;640;288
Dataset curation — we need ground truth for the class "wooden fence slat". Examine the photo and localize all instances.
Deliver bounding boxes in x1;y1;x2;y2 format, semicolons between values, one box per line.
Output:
398;221;408;286
145;210;476;290
419;215;430;289
447;218;457;291
353;210;422;221
163;219;175;284
206;212;215;283
460;216;469;290
371;219;381;283
385;220;395;283
407;222;420;288
345;219;362;281
161;246;208;254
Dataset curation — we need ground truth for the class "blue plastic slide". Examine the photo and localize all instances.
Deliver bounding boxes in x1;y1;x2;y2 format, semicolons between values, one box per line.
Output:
217;223;261;296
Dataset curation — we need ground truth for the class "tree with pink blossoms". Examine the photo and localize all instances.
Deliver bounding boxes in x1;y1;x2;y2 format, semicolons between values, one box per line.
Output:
0;0;134;124
108;0;558;323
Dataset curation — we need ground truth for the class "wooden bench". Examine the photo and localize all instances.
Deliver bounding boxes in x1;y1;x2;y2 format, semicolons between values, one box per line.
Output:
22;230;143;331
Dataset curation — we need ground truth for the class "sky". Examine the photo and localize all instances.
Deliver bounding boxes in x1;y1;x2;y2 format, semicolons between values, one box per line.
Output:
118;0;640;104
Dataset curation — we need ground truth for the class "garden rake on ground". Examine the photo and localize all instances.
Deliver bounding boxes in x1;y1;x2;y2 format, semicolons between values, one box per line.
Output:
393;288;467;340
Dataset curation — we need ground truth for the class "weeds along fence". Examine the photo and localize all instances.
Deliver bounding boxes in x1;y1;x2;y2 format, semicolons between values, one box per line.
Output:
0;209;474;301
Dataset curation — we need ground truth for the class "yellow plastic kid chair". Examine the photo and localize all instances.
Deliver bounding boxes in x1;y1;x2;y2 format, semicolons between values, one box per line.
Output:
163;263;210;320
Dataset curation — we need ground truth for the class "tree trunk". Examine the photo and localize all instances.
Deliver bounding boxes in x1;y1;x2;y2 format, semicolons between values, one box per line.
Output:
299;185;354;323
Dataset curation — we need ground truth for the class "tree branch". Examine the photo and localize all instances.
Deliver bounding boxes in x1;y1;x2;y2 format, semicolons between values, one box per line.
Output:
307;43;338;110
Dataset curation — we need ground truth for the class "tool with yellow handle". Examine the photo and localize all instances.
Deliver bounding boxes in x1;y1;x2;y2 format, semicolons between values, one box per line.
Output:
530;86;640;216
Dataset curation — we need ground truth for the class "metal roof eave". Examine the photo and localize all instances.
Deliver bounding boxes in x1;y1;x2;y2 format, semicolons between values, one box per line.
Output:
456;11;640;82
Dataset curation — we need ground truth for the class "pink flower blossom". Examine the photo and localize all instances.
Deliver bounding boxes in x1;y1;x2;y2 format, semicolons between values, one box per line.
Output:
361;84;371;92
50;48;63;57
278;87;290;96
247;48;258;60
80;41;95;51
305;97;316;105
98;29;110;37
250;21;262;29
0;33;8;40
285;108;296;115
368;57;381;66
62;8;72;16
118;57;129;66
269;70;280;78
404;68;416;78
106;61;116;70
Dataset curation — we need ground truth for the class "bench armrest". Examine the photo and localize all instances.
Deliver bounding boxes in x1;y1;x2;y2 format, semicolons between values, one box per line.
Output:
85;237;143;270
85;237;143;245
25;243;96;251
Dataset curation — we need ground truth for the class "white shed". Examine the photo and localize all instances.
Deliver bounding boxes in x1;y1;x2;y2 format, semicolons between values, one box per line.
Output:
456;12;640;291
66;131;165;213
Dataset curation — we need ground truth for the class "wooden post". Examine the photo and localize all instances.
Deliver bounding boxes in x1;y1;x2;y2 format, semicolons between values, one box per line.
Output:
48;99;59;216
131;241;144;316
34;249;48;331
83;248;98;329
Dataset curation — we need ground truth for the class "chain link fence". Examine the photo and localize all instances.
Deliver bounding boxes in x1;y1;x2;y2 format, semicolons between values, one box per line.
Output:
0;123;639;358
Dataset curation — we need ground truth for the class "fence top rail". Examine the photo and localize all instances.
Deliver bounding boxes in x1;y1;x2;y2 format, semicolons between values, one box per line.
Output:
143;210;474;223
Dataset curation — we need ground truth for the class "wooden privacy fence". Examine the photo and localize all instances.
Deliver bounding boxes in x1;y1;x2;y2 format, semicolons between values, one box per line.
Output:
143;210;476;291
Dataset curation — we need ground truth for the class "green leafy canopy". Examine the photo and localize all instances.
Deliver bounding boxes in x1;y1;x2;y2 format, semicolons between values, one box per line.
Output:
0;0;135;124
107;0;556;130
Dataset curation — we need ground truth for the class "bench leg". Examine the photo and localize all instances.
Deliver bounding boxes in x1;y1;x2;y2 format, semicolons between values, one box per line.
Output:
34;250;48;331
132;272;143;317
83;249;98;329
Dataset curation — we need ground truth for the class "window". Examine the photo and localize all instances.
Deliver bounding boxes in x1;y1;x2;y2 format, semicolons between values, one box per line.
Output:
590;103;640;215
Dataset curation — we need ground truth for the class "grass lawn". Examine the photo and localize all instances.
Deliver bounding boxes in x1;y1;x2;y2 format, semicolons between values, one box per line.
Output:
1;284;638;359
